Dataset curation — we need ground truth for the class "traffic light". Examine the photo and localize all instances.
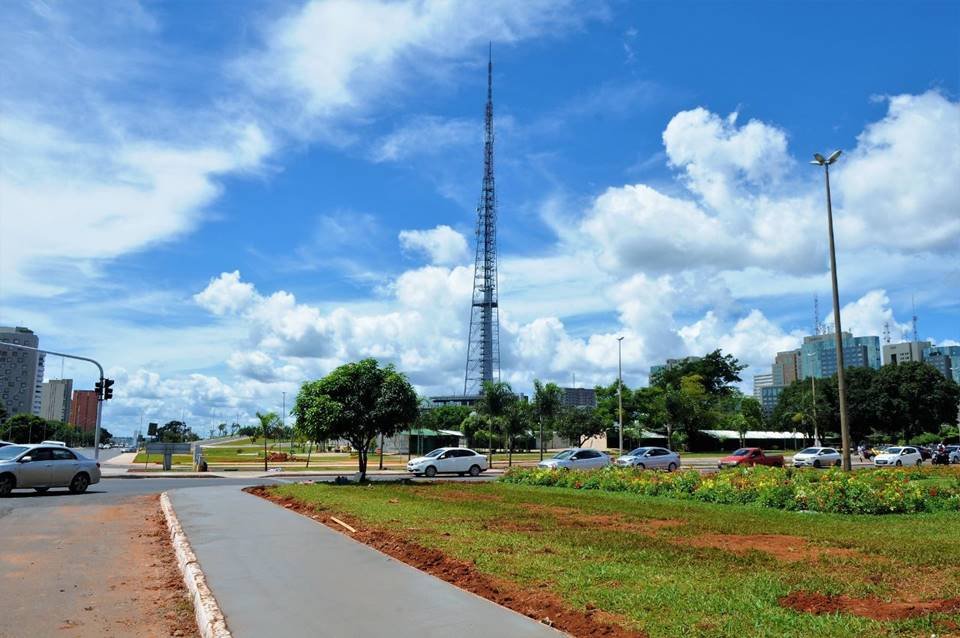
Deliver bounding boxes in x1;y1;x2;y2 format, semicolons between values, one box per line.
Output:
95;379;103;399
103;378;114;400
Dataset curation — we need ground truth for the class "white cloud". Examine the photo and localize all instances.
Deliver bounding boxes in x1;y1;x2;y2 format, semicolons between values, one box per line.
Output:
398;225;470;265
823;289;910;340
372;116;475;162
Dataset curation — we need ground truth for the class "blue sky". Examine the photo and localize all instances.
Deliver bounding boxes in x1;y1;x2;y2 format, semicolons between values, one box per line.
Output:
1;0;958;436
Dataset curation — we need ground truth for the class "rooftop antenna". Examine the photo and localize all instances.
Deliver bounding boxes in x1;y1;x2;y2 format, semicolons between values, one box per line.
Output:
911;295;918;344
813;294;820;335
882;321;891;344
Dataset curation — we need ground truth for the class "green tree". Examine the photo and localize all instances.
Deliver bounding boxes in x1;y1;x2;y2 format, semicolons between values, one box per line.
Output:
293;359;418;479
156;420;197;443
217;423;227;437
477;381;515;460
0;399;7;425
555;405;605;446
650;349;746;397
255;411;278;470
873;362;960;442
503;399;533;465
417;405;473;433
532;380;563;457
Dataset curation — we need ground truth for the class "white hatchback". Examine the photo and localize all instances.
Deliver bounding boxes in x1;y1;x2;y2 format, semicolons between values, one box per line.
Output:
407;447;488;477
874;446;923;467
538;448;612;470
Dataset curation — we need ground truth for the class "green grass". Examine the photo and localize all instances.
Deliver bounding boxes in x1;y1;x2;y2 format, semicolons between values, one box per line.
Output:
269;481;960;638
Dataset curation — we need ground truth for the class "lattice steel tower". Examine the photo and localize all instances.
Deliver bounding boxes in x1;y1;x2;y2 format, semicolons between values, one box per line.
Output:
464;46;500;395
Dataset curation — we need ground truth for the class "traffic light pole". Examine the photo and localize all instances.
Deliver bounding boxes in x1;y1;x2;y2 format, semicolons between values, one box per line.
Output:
0;342;105;461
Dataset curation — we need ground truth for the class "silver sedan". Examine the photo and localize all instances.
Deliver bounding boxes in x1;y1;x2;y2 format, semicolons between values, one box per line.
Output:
0;444;102;496
616;447;681;471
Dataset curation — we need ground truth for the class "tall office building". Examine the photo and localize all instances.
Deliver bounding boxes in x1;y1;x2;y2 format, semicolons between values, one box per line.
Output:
0;326;42;418
40;379;73;422
70;390;99;432
560;387;597;408
33;353;45;415
882;341;932;366
772;350;800;386
752;372;774;400
923;345;960;384
799;332;881;379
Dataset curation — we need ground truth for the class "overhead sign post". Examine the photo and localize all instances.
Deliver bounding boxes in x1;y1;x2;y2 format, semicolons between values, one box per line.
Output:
145;442;191;471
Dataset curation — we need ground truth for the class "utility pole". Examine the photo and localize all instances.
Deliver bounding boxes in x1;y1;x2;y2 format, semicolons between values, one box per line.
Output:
617;336;624;457
812;150;851;470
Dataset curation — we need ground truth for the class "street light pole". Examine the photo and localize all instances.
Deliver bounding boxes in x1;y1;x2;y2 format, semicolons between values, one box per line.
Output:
806;352;820;446
812;150;851;470
617;336;624;457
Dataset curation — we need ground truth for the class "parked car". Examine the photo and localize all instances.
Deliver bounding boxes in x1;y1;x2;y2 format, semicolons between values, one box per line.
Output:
123;445;138;453
0;444;101;496
874;446;923;467
717;448;784;469
793;447;842;468
40;440;66;447
616;447;680;471
916;446;932;461
538;448;611;471
406;447;488;477
0;440;13;448
946;445;960;464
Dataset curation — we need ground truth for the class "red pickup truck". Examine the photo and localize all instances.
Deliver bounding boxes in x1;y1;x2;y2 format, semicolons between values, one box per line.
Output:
718;448;784;469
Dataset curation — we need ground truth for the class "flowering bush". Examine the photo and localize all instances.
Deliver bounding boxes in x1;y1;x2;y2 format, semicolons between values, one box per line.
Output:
500;465;960;514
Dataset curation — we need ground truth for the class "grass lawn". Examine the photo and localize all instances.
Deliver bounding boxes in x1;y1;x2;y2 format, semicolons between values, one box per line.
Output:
267;481;960;638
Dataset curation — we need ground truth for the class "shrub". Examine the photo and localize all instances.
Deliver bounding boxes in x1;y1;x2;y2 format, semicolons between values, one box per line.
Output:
500;465;960;515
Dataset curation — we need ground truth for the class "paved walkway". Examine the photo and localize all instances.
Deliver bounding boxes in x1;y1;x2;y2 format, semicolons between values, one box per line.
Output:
167;486;563;638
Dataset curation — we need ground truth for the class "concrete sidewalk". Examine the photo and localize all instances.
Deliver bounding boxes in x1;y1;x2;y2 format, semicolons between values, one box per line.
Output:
167;486;563;638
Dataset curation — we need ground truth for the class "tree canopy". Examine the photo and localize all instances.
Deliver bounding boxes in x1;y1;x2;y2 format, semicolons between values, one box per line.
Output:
650;349;746;397
554;405;606;446
293;358;418;479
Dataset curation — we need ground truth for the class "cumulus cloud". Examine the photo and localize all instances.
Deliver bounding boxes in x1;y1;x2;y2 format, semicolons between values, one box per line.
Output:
372;116;475;162
398;225;470;265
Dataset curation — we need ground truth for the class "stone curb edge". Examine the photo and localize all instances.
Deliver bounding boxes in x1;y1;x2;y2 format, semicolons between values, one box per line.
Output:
160;492;232;638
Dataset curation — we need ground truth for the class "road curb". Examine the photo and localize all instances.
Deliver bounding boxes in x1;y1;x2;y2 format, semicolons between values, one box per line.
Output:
160;492;232;638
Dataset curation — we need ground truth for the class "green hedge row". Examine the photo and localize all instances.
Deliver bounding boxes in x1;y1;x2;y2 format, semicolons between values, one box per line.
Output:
500;465;960;514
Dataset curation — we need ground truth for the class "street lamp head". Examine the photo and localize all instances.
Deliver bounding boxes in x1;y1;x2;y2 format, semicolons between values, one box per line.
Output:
827;150;842;164
617;336;624;342
811;151;842;166
811;153;827;165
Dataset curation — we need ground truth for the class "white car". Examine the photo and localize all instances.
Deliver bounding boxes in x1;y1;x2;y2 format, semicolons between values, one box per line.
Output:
793;447;842;468
944;445;960;464
616;447;680;471
407;447;488;477
0;444;101;496
538;448;611;470
873;446;923;467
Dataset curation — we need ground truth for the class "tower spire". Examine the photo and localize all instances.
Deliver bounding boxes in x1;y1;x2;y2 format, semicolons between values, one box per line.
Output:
464;45;501;395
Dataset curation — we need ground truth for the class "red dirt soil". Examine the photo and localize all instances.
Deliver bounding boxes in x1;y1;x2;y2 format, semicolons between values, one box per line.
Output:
779;590;960;621
677;533;860;563
246;486;648;638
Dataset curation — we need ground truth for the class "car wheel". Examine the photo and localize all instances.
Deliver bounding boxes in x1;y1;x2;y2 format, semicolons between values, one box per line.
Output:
34;487;50;493
813;460;821;468
834;460;841;467
424;466;437;478
0;474;14;497
637;463;645;470
667;462;677;472
916;459;922;466
468;465;481;477
895;460;902;467
69;473;90;494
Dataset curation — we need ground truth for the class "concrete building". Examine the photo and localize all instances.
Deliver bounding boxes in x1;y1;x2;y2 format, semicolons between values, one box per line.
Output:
70;390;99;432
33;353;45;415
752;372;773;400
40;379;73;422
923;345;960;384
560;387;597;408
799;332;881;379
772;350;800;386
759;386;785;417
882;341;932;366
0;326;42;418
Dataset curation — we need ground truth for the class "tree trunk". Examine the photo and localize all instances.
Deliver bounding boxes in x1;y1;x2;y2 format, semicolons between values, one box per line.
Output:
379;433;385;470
357;445;367;481
508;438;513;467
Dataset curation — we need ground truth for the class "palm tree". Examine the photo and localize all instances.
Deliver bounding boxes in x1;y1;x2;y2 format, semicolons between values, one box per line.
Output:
218;423;227;437
256;411;278;471
477;381;514;466
533;380;563;461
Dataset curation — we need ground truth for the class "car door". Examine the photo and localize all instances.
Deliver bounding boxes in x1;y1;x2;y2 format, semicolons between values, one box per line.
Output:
586;450;606;469
452;449;472;472
434;450;454;473
903;447;919;465
645;449;666;469
18;447;55;487
51;448;80;485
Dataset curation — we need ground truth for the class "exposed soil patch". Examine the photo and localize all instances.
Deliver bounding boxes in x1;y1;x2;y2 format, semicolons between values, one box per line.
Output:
677;533;860;563
247;485;647;638
779;590;960;621
0;494;196;638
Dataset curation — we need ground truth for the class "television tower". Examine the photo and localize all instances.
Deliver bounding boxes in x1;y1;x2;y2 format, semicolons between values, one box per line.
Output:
464;45;501;395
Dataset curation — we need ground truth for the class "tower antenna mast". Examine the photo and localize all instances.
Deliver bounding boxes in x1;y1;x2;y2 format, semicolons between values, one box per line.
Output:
464;44;501;395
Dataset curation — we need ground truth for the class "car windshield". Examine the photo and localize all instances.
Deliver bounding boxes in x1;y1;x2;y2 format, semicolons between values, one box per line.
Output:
424;449;445;458
886;447;902;454
731;448;751;456
553;450;575;460
627;448;648;457
798;448;820;455
0;445;29;460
